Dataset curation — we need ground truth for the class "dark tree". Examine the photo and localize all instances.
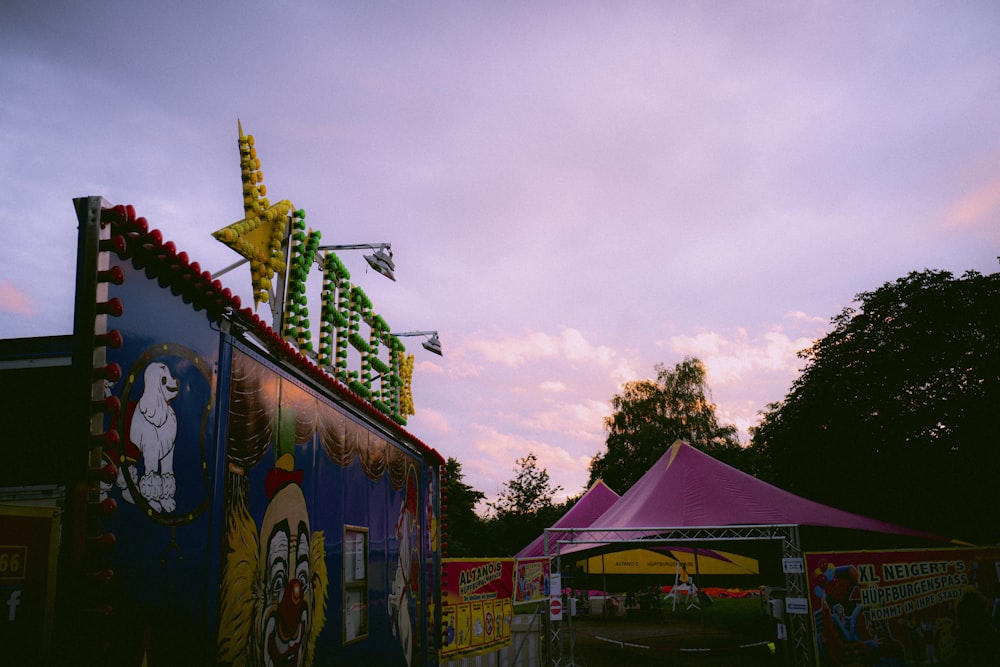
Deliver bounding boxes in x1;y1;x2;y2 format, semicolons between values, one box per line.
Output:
487;452;564;556
441;457;487;557
588;357;741;493
748;269;1000;544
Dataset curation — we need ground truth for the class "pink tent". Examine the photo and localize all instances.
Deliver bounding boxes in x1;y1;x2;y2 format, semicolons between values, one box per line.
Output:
584;440;952;542
516;479;620;558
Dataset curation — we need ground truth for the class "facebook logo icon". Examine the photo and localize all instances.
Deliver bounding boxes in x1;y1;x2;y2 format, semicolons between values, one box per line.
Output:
6;590;21;621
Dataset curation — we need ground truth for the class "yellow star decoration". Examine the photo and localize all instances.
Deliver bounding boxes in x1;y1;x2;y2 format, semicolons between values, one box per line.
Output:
212;120;293;308
399;351;415;416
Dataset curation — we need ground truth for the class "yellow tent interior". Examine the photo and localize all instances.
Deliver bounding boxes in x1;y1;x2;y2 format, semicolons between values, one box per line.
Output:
576;547;759;576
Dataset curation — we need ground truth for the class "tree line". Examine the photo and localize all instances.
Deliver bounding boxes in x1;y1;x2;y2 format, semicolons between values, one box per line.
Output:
444;268;1000;557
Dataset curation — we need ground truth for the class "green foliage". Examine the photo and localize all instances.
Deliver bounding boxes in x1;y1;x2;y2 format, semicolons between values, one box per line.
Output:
490;452;563;517
748;269;1000;544
442;457;487;557
487;453;565;556
588;357;741;493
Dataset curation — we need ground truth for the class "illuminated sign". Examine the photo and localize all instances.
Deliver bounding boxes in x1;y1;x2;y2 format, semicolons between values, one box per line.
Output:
213;123;414;424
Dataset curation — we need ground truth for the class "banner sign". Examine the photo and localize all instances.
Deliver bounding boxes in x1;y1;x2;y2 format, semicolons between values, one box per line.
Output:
806;546;1000;666
514;557;551;603
440;558;515;660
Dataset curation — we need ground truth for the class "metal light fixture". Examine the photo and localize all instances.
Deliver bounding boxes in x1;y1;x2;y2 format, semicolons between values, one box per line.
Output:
212;243;395;281
321;244;395;281
392;331;442;356
365;247;395;281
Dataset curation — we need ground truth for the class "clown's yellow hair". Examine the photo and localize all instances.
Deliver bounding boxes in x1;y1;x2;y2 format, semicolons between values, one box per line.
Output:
217;498;260;666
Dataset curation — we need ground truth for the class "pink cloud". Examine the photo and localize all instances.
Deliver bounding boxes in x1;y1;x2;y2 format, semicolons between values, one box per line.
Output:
943;177;1000;231
0;281;34;316
414;358;444;374
666;329;814;383
463;328;620;368
408;407;451;436
468;424;587;506
538;380;567;393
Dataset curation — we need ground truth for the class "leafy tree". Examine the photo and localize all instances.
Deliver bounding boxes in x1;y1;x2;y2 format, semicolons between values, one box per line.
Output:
487;452;564;556
490;452;563;516
748;269;1000;544
588;357;741;493
441;457;487;557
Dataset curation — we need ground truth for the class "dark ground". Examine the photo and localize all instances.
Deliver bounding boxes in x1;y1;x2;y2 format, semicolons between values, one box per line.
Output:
555;615;782;667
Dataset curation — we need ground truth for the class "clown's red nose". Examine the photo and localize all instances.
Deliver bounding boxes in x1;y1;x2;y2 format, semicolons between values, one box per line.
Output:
279;578;304;641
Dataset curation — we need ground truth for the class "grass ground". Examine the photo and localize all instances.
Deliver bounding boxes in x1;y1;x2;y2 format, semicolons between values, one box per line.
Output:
555;597;783;667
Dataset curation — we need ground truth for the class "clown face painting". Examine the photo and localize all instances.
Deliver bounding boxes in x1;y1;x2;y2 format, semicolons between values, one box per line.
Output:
217;468;328;667
259;481;322;667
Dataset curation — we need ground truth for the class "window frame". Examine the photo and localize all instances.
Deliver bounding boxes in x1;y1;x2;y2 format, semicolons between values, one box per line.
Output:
343;524;369;644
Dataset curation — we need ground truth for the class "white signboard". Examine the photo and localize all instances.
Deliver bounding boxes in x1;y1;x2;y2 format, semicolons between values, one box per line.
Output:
549;573;562;621
784;596;809;614
782;557;805;573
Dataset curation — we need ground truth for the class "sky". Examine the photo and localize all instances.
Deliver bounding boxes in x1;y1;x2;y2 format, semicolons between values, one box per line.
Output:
3;1;999;511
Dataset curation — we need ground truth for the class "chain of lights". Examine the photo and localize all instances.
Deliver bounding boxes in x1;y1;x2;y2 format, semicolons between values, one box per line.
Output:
318;252;350;370
399;351;415;417
347;285;372;398
283;209;321;352
212;122;292;307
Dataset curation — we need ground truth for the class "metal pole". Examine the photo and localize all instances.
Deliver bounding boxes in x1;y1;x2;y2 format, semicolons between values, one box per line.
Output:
601;554;608;619
696;549;705;643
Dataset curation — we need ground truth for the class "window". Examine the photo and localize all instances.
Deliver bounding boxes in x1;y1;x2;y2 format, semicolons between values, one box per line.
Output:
344;526;369;643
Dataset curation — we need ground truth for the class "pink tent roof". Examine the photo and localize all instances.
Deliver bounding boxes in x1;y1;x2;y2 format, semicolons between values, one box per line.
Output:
585;441;951;542
516;479;620;558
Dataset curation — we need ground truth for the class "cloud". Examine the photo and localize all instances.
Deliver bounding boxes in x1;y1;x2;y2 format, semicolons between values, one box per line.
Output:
414;358;443;374
427;326;631;504
463;327;621;368
716;399;767;440
786;310;829;325
664;322;821;386
410;407;451;436
942;176;1000;233
517;398;610;443
467;423;590;506
445;359;481;379
426;320;828;497
0;281;34;316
